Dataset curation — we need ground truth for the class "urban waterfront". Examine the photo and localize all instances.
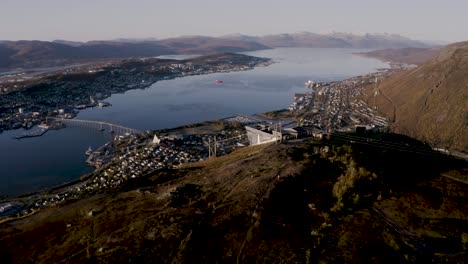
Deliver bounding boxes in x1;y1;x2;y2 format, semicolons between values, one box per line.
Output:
0;127;112;196
0;48;388;196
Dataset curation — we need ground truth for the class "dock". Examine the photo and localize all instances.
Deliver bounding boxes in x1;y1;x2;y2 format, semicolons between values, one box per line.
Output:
14;128;48;139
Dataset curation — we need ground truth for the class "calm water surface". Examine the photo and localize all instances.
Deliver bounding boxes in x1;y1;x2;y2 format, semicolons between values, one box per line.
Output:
0;48;388;196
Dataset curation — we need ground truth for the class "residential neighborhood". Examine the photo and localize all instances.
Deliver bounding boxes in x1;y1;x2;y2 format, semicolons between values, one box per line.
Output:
289;69;398;133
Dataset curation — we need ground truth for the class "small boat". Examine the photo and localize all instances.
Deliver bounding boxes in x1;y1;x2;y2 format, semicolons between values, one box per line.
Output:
215;80;223;84
85;146;93;156
98;101;112;108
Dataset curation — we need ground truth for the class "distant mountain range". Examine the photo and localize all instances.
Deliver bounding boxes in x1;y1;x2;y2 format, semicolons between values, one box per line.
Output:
222;32;429;49
373;41;468;152
0;32;430;70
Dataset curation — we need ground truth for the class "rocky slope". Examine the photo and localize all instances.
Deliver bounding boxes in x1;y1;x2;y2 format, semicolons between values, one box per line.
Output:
0;135;466;263
372;42;468;152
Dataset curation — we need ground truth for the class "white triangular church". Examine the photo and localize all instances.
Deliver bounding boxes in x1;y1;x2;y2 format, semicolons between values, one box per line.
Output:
152;135;161;144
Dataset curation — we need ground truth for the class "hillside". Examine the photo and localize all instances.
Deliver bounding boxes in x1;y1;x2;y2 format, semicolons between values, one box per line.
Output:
356;47;440;65
0;136;466;263
158;36;269;54
0;37;268;70
372;42;468;152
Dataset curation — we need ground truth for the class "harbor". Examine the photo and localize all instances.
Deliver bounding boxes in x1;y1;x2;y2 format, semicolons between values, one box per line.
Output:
85;142;114;168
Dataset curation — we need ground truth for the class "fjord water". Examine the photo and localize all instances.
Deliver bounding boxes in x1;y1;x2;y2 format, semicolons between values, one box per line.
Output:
0;48;388;196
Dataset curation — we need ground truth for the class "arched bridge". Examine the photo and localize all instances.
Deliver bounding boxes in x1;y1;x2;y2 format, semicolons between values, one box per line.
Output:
47;117;144;136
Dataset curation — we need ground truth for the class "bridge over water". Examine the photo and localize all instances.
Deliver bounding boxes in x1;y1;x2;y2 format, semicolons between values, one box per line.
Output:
47;117;144;136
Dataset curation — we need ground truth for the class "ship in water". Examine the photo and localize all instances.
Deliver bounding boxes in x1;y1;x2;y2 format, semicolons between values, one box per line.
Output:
98;101;112;108
85;146;93;156
215;80;223;84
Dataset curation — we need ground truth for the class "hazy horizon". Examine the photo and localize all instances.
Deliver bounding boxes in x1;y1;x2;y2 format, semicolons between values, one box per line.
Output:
1;0;467;43
0;31;452;45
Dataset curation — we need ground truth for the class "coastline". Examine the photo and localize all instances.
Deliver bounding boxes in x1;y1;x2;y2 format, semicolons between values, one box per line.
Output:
0;56;276;204
0;53;274;134
0;49;396;218
0;110;282;220
0;60;381;204
1;58;275;141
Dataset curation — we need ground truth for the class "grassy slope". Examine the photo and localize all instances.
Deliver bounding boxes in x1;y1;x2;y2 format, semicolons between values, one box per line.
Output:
0;138;466;263
374;42;468;152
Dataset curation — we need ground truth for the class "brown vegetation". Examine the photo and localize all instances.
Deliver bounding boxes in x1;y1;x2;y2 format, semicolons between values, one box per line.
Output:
0;136;466;263
370;42;468;152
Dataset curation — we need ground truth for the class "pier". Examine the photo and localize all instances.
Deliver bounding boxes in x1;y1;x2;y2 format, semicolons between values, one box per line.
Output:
14;128;48;139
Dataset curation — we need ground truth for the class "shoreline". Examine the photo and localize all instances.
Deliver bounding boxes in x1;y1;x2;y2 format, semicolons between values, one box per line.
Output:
0;111;281;204
0;58;387;203
0;58;275;139
0;53;274;133
4;90;465;221
0;52;399;216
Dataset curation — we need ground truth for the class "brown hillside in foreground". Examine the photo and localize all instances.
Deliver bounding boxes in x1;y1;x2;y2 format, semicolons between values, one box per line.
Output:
0;138;466;263
373;42;468;152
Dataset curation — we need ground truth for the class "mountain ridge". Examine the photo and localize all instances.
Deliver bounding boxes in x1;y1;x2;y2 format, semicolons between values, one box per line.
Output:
0;37;267;70
0;32;430;70
372;41;468;152
221;31;429;49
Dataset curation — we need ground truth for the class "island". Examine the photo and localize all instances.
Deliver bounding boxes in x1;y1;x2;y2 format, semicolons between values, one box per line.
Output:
0;53;272;132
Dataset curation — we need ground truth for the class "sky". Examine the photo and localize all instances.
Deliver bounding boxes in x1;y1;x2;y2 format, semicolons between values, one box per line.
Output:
1;0;467;42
